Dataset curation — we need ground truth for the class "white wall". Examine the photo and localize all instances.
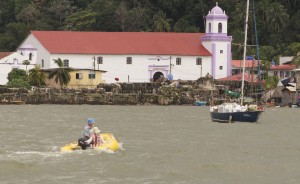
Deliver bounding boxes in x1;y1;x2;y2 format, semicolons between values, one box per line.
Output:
47;54;212;83
18;34;51;68
206;20;228;34
18;32;214;84
0;64;35;85
171;56;211;80
0;53;35;85
202;40;230;79
214;42;230;79
0;65;12;84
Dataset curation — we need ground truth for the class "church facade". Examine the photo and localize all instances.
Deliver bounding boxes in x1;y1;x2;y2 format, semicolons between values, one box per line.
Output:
15;4;232;84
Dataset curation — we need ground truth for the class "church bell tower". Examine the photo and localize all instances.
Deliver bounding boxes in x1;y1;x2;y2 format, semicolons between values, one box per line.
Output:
201;2;232;79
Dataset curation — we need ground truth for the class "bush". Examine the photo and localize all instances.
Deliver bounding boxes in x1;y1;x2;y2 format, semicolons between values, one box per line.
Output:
6;78;30;89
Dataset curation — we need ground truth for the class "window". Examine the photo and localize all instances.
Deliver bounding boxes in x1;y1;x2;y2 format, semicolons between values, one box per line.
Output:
219;66;223;70
280;71;284;78
76;73;83;79
41;59;44;68
126;57;132;64
291;71;295;77
220;50;223;54
89;73;96;79
218;23;222;33
97;56;103;64
285;71;290;78
209;23;211;33
196;58;202;65
176;57;181;65
63;59;69;67
29;53;32;60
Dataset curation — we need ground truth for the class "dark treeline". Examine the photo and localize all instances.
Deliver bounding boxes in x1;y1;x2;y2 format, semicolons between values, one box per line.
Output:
0;0;299;62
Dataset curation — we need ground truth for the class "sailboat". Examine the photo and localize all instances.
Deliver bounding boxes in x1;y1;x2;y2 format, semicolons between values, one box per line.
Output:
210;0;264;123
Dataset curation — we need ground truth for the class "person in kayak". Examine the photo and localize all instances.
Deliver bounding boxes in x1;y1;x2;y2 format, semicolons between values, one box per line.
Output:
85;127;105;148
78;118;95;150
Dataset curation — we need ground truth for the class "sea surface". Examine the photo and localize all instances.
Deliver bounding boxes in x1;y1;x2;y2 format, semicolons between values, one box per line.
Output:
0;105;299;184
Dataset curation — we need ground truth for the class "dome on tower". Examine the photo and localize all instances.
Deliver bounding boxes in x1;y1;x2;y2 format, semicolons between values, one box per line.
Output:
211;4;224;14
206;2;228;18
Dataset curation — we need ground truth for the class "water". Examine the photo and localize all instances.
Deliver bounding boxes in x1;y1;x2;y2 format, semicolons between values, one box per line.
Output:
0;105;299;184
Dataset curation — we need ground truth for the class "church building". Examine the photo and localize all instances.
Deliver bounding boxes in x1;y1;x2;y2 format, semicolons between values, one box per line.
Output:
14;4;232;84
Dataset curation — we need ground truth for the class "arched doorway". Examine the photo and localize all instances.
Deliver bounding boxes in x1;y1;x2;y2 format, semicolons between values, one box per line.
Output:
153;72;164;82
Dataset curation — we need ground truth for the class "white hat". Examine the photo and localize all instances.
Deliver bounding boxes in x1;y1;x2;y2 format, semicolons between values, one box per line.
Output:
93;127;100;134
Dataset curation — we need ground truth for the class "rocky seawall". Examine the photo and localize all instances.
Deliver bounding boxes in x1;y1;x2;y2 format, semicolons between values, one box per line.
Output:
0;79;238;105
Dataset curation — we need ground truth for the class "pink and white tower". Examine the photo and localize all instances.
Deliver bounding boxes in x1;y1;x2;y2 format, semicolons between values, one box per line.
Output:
201;2;232;79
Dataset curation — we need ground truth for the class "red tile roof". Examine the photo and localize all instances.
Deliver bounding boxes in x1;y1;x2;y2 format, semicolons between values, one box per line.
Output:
217;73;261;83
231;60;259;68
31;31;211;56
232;60;296;71
270;64;296;70
0;52;13;59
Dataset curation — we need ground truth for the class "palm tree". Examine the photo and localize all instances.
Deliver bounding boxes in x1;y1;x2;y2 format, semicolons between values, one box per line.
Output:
257;0;270;23
291;55;300;68
266;2;289;33
22;60;30;74
28;65;46;87
48;58;72;89
153;10;172;32
264;75;279;90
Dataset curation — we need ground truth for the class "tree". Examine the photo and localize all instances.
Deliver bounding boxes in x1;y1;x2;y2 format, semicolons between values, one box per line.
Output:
259;46;277;63
127;4;151;32
266;2;289;33
64;10;96;31
0;22;29;51
16;3;41;27
28;65;46;87
0;35;18;51
173;18;199;32
47;0;75;25
0;0;15;33
115;1;128;31
7;78;30;89
88;0;119;31
6;68;30;89
22;60;30;74
153;10;172;32
263;75;279;90
5;22;29;43
291;55;300;68
7;68;27;81
260;59;271;80
48;58;72;89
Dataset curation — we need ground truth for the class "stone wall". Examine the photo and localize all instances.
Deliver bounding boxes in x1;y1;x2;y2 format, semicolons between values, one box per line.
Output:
0;79;222;105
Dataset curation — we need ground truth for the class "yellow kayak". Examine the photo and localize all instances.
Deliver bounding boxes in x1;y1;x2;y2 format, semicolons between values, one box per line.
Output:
61;133;120;152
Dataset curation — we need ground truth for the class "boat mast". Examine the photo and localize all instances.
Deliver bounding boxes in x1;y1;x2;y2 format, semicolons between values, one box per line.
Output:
253;0;263;97
240;0;250;105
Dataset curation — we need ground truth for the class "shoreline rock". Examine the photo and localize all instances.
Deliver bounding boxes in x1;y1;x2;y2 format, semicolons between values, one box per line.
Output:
0;79;248;105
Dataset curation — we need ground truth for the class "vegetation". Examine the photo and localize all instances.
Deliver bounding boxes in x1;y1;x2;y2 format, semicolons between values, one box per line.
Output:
1;0;299;91
22;60;30;73
0;0;298;60
264;76;279;90
6;68;30;89
48;58;72;89
28;65;46;87
291;55;300;67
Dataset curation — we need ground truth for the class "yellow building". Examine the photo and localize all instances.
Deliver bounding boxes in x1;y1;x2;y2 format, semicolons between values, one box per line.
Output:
43;69;106;89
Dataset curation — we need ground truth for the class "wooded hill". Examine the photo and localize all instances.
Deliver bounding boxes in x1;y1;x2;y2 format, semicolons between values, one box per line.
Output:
0;0;299;63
